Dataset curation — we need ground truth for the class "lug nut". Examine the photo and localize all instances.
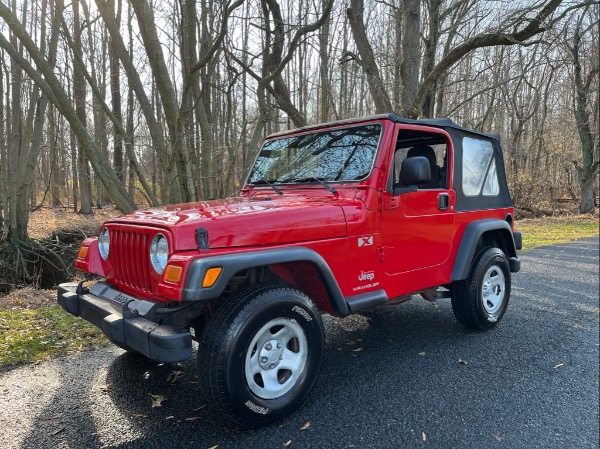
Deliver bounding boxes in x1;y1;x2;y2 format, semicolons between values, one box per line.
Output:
276;342;281;349
279;355;283;360
265;343;272;351
269;364;275;369
260;356;268;364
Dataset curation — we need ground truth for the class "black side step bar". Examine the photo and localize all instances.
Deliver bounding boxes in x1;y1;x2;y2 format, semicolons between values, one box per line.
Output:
345;290;388;314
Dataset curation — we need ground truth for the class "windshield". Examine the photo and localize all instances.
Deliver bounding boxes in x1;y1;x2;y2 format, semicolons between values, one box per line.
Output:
247;124;382;184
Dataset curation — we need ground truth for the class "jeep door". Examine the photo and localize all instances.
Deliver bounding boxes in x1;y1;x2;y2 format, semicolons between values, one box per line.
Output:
381;125;456;276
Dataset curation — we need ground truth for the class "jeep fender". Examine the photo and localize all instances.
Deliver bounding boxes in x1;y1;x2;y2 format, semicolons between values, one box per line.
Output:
451;219;520;281
182;247;350;316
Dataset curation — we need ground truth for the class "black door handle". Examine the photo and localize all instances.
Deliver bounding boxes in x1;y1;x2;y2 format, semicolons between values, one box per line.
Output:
438;193;449;210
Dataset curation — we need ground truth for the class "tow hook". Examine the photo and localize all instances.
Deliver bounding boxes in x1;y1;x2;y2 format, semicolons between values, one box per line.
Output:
76;279;89;295
123;299;139;319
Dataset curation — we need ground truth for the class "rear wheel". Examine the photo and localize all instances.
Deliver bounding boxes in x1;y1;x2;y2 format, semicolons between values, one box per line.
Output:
451;247;511;330
198;284;324;427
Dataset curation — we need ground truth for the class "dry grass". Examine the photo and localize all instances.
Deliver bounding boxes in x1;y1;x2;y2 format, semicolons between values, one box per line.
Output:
516;213;599;249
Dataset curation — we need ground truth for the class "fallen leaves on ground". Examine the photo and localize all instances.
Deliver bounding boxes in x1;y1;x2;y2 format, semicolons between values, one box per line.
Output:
27;205;120;240
150;394;166;408
99;384;113;392
51;427;65;436
458;358;468;365
185;416;202;421
300;421;311;431
352;347;363;352
422;432;427;442
283;440;292;447
167;370;185;383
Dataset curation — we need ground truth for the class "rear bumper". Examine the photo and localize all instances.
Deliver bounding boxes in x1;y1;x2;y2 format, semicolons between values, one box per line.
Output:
57;283;192;363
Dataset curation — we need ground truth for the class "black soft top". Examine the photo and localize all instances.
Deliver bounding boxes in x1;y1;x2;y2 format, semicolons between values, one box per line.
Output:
267;113;500;142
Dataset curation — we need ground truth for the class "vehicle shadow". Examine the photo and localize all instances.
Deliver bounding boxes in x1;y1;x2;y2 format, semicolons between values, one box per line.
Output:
93;299;467;445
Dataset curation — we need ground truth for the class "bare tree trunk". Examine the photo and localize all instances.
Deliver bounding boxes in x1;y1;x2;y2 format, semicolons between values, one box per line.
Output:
570;11;599;213
421;0;441;118
399;0;421;117
12;0;60;242
261;0;308;128
0;55;6;236
49;104;61;206
8;0;22;239
73;0;93;214
109;0;124;183
346;0;393;113
131;0;195;203
96;0;170;203
319;0;331;122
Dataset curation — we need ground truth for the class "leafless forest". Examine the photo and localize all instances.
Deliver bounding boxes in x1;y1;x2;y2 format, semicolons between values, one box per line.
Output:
0;0;598;245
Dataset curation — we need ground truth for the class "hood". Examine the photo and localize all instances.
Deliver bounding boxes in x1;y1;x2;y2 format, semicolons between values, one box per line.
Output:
108;196;348;251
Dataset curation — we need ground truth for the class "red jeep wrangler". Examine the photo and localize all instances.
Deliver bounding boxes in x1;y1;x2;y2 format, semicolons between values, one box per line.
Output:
58;114;522;426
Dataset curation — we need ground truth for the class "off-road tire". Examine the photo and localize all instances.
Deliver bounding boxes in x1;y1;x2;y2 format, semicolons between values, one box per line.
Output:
451;247;511;330
198;284;324;427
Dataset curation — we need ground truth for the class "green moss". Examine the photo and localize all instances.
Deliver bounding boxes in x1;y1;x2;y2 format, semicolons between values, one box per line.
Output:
0;305;108;365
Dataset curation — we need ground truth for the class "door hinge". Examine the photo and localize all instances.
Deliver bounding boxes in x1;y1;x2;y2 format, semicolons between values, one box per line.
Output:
383;196;398;209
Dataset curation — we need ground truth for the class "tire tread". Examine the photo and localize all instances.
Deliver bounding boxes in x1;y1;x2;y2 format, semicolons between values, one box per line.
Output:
198;284;322;427
451;246;510;330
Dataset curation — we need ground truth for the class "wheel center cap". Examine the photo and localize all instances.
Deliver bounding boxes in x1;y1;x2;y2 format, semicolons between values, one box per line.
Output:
259;339;283;370
483;281;491;297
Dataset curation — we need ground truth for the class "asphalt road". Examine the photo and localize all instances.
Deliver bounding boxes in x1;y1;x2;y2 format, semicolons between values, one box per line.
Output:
1;236;598;449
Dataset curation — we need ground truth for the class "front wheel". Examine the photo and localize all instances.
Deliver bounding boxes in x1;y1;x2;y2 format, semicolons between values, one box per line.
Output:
198;285;324;427
451;247;511;330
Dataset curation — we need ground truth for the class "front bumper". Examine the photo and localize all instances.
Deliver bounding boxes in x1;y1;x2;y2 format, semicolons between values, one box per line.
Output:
57;282;192;363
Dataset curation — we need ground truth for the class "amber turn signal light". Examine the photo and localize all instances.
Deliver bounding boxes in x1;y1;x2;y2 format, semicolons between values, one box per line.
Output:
164;265;183;284
77;246;89;259
202;267;222;288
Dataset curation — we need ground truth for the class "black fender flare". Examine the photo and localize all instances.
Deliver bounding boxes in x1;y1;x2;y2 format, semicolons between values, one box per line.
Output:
181;247;350;316
451;219;518;281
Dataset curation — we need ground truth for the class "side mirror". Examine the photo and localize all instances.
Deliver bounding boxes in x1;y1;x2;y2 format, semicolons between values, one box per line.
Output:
393;156;431;194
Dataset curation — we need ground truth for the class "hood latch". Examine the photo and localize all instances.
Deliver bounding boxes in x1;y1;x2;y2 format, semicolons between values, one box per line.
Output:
196;227;209;250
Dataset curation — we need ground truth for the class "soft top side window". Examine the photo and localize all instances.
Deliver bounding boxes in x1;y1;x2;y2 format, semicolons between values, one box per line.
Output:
392;130;449;191
462;137;499;197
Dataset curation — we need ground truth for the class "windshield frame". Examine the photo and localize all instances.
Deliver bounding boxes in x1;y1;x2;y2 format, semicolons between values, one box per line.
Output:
246;122;385;187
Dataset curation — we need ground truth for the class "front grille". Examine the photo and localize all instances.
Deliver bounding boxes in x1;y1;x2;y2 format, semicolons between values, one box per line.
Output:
110;227;153;295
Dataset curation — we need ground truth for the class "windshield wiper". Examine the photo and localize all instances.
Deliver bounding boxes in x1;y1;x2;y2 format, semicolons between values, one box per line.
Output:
248;179;283;195
281;177;338;195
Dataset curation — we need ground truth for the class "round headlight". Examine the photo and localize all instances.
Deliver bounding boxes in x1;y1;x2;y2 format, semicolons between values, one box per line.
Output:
150;234;169;274
98;227;110;260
